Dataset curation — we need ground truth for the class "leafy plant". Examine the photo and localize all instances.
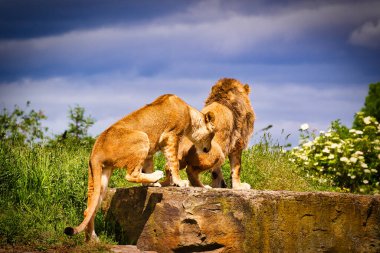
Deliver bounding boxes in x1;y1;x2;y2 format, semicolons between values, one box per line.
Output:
354;82;380;127
67;105;95;140
289;112;380;194
0;101;48;144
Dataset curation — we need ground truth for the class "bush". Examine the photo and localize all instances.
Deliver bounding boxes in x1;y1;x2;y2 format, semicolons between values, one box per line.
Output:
289;112;380;194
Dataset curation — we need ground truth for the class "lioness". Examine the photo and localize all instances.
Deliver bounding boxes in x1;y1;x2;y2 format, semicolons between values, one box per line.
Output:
64;94;215;241
177;78;255;189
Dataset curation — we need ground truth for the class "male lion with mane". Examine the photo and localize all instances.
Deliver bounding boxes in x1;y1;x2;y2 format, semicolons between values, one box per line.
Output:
174;78;255;189
64;94;215;241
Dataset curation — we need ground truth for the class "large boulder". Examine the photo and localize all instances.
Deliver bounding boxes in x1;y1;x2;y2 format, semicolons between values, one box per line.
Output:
102;187;380;253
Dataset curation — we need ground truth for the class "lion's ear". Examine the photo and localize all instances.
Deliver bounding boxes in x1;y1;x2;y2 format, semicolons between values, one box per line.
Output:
205;111;215;124
244;84;250;94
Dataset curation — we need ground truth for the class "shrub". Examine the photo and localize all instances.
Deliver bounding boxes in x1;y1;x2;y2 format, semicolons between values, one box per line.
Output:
289;112;380;194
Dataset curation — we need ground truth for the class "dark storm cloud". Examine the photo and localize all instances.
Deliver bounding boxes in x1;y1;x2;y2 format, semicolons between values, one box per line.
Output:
1;0;380;83
0;0;189;39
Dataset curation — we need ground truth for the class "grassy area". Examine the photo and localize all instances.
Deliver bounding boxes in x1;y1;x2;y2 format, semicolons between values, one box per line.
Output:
0;136;334;250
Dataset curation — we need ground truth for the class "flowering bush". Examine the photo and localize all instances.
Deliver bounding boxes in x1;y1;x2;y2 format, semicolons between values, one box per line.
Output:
289;112;380;194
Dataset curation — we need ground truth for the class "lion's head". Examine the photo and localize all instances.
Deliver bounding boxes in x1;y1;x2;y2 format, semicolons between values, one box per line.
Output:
205;78;255;151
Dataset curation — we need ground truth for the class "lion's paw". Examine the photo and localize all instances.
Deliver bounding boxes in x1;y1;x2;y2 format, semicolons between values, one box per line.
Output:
143;182;162;187
204;185;212;189
152;171;164;182
173;179;190;187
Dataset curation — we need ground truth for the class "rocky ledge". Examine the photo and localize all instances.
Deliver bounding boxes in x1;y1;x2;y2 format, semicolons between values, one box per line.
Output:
101;187;380;253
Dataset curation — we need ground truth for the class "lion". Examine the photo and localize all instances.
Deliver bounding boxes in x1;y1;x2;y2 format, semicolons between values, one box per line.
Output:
64;94;215;241
175;78;255;189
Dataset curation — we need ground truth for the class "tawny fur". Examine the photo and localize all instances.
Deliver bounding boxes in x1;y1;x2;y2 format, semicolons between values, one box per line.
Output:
177;78;255;189
64;94;215;241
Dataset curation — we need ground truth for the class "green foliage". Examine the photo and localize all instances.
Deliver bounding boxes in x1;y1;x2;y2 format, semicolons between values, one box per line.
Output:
0;101;48;144
240;133;333;191
66;105;95;140
47;105;96;147
354;82;380;127
0;141;89;246
289;112;380;194
197;132;332;192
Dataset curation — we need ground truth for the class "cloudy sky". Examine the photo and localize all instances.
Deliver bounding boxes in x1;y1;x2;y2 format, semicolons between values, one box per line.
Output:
1;0;380;146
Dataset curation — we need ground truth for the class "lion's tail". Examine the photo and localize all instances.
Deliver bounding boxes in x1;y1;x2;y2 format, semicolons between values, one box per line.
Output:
64;160;101;236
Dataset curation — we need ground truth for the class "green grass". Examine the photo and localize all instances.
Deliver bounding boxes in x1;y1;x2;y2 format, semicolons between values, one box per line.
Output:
0;136;335;250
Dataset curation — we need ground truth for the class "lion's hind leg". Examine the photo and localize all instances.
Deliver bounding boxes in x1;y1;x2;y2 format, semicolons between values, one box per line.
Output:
85;166;113;242
123;131;163;184
142;156;162;187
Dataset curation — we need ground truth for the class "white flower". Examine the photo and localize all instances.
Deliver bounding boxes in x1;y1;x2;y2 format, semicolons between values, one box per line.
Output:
363;116;372;125
340;157;349;163
330;143;338;149
350;157;358;163
328;154;335;160
378;154;380;160
322;147;330;153
363;180;369;184
355;130;363;135
349;129;356;133
325;132;332;137
371;169;378;173
361;163;368;168
300;123;309;131
319;130;325;135
303;141;313;148
351;175;356;179
314;162;318;166
354;151;363;156
364;169;371;173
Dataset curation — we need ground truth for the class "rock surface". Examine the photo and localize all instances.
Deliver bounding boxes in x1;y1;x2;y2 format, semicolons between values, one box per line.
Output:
102;187;380;253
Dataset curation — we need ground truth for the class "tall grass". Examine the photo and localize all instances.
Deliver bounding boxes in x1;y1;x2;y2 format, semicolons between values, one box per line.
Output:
0;135;334;248
200;133;334;192
0;141;89;246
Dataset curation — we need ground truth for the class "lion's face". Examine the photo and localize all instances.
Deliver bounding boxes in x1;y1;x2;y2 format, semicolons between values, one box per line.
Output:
191;111;215;153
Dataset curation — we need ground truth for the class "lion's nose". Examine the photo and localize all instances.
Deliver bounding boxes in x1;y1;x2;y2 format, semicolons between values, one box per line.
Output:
203;147;209;153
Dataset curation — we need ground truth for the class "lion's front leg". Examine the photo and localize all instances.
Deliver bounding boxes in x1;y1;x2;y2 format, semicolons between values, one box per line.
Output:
229;150;251;190
186;166;205;187
161;133;189;187
211;167;227;188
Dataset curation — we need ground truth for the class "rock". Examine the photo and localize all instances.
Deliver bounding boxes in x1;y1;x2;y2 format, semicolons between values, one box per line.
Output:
102;187;380;253
110;245;157;253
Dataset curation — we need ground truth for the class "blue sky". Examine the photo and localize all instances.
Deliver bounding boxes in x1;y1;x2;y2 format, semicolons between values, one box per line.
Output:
1;0;380;146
